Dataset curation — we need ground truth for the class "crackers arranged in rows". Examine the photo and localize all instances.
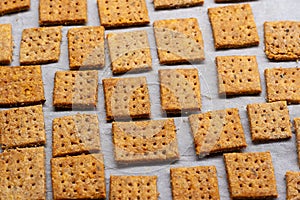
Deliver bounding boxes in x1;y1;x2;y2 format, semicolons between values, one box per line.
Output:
97;0;150;28
264;21;300;61
0;0;30;16
286;171;300;200
0;24;13;65
154;18;205;64
247;101;292;142
153;0;204;10
216;56;262;96
224;152;278;199
159;68;201;116
265;67;300;104
0;105;46;149
0;66;45;107
102;76;151;121
170;166;220;200
52;114;101;157
51;154;106;199
39;0;87;26
0;147;46;199
53;70;98;109
112;119;179;163
189;108;247;157
110;176;158;200
107;30;152;75
20;26;62;65
208;4;259;49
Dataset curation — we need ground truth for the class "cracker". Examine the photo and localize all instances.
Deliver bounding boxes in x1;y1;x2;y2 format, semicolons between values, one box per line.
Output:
224;152;278;199
215;0;253;2
53;70;98;109
107;30;152;75
247;101;292;142
264;21;300;61
112;119;179;164
0;66;45;107
20;26;62;65
153;0;204;9
189;108;247;157
110;176;158;200
294;118;300;167
52;114;101;157
216;56;262;96
0;0;30;16
97;0;150;28
51;154;106;200
0;24;13;65
0;105;45;149
0;147;46;200
153;18;205;64
68;26;105;70
39;0;87;26
159;68;201;115
265;68;300;104
170;166;220;200
102;77;151;121
286;171;300;200
208;4;259;49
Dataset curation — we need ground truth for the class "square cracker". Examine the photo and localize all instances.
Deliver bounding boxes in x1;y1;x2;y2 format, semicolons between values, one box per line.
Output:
0;66;45;107
107;30;152;75
0;105;46;149
286;171;300;200
153;0;204;9
153;18;205;64
51;154;106;200
110;176;158;200
216;56;262;96
0;147;46;200
189;108;247;157
0;24;13;65
208;4;259;49
112;118;179;164
159;68;201;115
247;101;292;142
264;21;300;61
68;26;105;70
39;0;87;26
52;114;101;157
265;68;300;104
20;26;62;65
102;77;151;121
97;0;150;28
294;118;300;167
0;0;30;16
53;70;98;109
224;152;278;199
170;166;220;200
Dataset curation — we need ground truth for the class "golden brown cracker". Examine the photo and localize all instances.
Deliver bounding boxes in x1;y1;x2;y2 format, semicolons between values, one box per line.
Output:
0;0;30;16
153;0;204;9
286;171;300;200
294;118;300;167
0;24;13;65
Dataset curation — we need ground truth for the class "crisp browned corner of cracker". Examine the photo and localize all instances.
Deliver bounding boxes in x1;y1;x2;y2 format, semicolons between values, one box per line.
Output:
0;147;46;199
51;154;106;200
0;66;45;107
159;68;201;115
170;166;220;200
224;152;278;199
52;114;101;157
216;55;262;96
0;0;30;16
97;0;149;28
0;24;13;65
107;30;152;75
112;118;179;163
189;108;247;156
39;0;87;26
110;176;158;199
68;26;105;70
102;76;151;121
153;18;205;64
294;118;300;168
208;3;259;49
153;0;204;10
286;171;300;200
